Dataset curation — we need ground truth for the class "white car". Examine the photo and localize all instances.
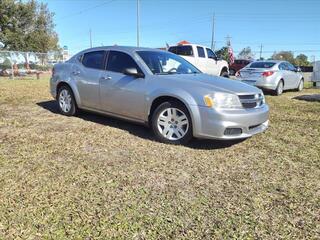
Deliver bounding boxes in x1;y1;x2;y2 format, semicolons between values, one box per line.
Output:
168;44;229;77
236;60;304;95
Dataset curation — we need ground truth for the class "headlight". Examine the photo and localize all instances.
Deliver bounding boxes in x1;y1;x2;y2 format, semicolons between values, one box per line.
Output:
203;93;242;109
260;92;266;105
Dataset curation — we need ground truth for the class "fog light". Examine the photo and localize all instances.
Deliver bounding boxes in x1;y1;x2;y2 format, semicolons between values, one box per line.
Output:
224;128;242;136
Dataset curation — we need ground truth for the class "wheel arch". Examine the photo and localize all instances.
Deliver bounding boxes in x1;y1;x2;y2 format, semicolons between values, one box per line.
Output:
220;66;229;74
147;92;199;131
56;81;81;107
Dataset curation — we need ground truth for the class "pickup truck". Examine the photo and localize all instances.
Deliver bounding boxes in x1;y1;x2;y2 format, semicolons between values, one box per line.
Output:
168;44;229;77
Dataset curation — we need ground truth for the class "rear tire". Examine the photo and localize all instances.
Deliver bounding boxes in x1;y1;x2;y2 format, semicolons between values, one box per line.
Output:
274;80;284;96
151;101;193;145
57;85;77;116
220;70;229;78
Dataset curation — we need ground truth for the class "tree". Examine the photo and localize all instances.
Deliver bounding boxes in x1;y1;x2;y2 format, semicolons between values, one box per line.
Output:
295;54;310;66
0;0;59;53
271;51;295;65
215;47;230;62
238;47;254;60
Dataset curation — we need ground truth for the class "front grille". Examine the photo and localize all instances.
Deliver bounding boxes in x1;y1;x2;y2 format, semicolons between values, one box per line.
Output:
238;93;264;109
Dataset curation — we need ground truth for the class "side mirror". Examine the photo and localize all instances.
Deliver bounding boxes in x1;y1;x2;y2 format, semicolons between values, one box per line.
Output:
123;67;144;78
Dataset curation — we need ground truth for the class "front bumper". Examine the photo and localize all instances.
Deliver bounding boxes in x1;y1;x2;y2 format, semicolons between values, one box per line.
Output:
191;104;269;140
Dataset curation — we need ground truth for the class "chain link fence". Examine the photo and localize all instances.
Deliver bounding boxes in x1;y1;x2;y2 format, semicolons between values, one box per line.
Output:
0;50;65;79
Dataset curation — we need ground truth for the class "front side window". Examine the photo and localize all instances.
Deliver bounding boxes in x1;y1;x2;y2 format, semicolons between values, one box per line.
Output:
286;62;296;71
168;46;193;56
137;51;201;75
82;51;105;70
279;63;288;70
106;51;142;73
197;47;205;58
206;48;216;59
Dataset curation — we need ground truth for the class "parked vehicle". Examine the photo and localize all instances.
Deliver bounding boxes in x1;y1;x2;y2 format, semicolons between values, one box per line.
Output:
229;59;252;76
50;46;269;144
236;60;304;95
168;44;229;77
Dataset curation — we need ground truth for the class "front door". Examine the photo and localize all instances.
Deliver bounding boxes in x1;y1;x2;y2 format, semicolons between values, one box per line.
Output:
286;62;301;88
99;51;146;121
206;48;219;75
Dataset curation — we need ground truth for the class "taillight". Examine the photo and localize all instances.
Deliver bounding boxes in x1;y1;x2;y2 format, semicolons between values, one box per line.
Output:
262;71;274;77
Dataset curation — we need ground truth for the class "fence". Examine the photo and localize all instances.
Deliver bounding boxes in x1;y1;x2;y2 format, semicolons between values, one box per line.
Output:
0;50;65;79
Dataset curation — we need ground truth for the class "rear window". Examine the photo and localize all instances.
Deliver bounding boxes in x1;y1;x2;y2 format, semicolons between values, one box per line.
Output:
168;46;193;56
249;62;276;68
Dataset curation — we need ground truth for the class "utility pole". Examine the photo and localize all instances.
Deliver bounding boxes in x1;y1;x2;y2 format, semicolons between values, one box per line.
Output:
211;13;215;50
225;35;231;46
137;0;140;47
89;28;92;48
259;44;263;60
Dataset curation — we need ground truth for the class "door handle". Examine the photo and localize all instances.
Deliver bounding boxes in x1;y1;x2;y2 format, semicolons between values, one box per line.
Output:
100;76;112;81
72;71;80;75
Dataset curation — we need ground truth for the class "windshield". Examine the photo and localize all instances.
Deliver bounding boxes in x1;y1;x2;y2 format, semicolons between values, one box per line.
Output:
249;62;276;68
137;50;201;75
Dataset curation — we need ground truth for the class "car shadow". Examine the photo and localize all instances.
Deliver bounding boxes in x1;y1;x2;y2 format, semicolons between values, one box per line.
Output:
36;100;245;150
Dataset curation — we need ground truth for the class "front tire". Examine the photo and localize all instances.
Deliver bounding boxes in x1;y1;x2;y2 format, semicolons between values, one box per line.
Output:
57;85;77;116
151;101;193;145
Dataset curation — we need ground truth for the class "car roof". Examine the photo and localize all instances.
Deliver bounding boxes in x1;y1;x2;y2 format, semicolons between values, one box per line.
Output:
170;43;210;49
77;46;164;55
254;60;284;64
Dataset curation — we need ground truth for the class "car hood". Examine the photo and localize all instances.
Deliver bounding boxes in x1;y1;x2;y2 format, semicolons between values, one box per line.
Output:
158;73;261;94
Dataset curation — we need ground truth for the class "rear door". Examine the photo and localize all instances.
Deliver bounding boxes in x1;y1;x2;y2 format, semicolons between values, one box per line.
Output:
195;46;207;73
99;50;146;120
73;50;106;109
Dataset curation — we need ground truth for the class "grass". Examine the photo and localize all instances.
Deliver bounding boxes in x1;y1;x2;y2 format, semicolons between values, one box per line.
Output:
0;76;319;239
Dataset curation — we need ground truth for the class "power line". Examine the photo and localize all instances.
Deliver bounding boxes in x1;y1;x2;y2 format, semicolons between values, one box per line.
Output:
58;0;117;20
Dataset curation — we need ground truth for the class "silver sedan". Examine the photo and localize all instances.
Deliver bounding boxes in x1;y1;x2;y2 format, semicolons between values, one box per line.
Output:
50;46;269;144
236;60;304;95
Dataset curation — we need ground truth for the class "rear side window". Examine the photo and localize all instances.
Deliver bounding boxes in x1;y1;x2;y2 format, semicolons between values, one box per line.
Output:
249;62;276;68
106;51;142;74
197;47;205;58
82;51;105;70
168;46;193;56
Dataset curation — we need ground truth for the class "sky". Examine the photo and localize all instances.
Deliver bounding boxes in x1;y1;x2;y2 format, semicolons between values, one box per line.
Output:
42;0;320;60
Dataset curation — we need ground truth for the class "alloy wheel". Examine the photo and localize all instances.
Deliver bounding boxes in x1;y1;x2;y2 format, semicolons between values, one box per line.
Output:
59;89;72;113
157;107;189;141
